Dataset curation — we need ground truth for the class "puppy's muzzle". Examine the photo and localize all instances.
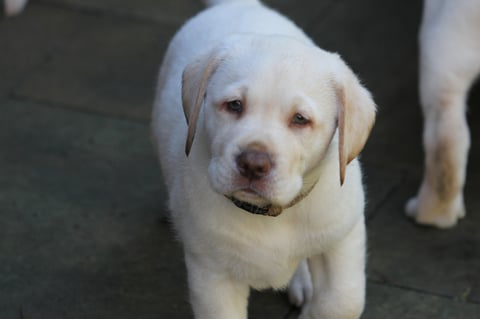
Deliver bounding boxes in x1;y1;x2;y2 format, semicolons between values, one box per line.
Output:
228;148;316;217
228;148;278;216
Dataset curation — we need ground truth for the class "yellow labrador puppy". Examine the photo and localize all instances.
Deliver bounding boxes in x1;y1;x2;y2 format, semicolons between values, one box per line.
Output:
406;0;480;228
152;0;376;318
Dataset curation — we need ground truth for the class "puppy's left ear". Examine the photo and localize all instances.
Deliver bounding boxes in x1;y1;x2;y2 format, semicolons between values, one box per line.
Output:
182;51;224;156
333;56;376;185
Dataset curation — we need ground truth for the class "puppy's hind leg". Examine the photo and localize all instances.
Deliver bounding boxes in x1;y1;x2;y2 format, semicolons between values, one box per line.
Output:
288;259;313;308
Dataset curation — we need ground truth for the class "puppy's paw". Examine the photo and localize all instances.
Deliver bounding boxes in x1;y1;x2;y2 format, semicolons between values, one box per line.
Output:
405;195;465;229
288;260;312;307
405;196;419;218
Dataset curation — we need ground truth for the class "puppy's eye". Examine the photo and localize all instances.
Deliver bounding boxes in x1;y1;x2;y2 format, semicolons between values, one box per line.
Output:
225;100;243;114
291;113;310;126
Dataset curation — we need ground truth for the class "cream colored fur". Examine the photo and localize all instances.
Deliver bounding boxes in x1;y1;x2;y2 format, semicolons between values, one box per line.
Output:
152;1;375;318
406;0;480;228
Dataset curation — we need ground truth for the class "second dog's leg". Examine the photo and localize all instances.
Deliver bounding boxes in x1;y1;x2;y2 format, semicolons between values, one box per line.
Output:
406;90;470;228
406;0;479;228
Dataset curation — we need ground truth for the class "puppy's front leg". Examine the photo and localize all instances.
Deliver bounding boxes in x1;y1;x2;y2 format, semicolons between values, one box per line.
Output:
300;221;366;319
185;253;250;319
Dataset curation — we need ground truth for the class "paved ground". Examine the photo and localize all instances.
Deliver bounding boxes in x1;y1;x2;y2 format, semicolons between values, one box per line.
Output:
1;0;479;318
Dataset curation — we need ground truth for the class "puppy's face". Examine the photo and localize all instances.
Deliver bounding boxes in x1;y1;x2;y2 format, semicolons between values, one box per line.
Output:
205;47;338;209
182;36;375;214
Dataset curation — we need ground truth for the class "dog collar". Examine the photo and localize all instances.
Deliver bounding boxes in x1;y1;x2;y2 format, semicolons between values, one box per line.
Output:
229;197;275;216
226;182;317;217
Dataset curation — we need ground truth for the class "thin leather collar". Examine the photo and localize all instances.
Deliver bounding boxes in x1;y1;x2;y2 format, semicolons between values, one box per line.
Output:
226;181;317;217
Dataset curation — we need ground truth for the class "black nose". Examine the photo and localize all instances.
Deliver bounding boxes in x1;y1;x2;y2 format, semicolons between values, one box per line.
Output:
236;149;273;180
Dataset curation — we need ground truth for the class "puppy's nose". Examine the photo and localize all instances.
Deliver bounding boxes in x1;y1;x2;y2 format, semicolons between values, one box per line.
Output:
236;150;272;180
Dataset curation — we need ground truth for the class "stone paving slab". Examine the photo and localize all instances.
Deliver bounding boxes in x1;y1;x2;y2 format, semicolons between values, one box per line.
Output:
362;162;404;219
249;290;293;319
367;173;480;304
364;282;480;319
41;0;203;25
264;0;338;30
13;6;172;121
0;4;87;93
0;99;172;319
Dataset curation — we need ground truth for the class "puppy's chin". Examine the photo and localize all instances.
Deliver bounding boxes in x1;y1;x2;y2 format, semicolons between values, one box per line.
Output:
231;189;272;208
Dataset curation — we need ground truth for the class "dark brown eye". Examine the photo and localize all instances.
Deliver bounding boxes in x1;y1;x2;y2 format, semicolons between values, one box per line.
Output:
291;113;310;126
226;100;243;114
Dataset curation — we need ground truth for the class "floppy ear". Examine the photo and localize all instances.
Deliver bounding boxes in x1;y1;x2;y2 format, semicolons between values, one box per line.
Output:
182;51;224;156
335;60;376;185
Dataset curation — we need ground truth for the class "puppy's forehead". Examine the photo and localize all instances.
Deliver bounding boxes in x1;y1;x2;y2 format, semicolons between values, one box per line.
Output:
225;41;321;75
215;36;335;91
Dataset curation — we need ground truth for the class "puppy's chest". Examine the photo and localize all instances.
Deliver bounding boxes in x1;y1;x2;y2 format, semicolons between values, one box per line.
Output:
214;219;328;289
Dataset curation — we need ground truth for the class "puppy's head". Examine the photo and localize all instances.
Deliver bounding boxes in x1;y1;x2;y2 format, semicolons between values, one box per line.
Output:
182;35;375;214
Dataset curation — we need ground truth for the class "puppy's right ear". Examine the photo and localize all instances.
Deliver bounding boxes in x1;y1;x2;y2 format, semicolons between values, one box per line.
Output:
182;51;224;156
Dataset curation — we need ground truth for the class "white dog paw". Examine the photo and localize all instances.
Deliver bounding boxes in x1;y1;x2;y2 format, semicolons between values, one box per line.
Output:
288;280;312;308
288;260;313;307
405;195;463;229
